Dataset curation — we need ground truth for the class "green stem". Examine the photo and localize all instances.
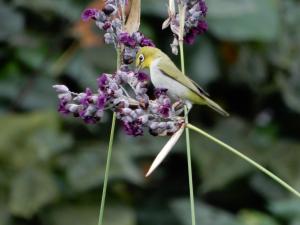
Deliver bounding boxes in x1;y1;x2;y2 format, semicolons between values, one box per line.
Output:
185;107;196;225
98;113;117;225
98;47;121;225
179;4;196;225
186;123;300;198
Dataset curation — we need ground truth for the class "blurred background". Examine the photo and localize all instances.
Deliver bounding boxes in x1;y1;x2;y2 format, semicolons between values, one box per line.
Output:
1;0;300;224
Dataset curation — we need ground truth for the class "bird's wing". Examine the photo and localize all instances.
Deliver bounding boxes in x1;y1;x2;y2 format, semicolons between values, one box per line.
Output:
188;78;210;97
157;57;209;97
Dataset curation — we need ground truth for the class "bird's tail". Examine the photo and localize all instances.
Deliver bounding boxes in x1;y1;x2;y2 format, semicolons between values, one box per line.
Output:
203;96;229;117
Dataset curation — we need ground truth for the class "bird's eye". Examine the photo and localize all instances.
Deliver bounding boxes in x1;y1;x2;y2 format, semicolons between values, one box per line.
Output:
139;54;144;63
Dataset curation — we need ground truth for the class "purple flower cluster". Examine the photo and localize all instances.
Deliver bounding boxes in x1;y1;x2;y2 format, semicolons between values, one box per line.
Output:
54;67;184;136
54;1;185;137
164;0;208;54
81;1;154;64
119;32;155;64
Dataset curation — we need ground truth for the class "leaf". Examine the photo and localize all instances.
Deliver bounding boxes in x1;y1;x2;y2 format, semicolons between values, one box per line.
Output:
268;198;300;220
171;199;240;225
267;140;300;191
65;142;143;192
13;0;81;21
207;0;280;41
125;0;141;34
277;73;300;113
249;174;286;201
0;204;11;225
0;3;24;40
43;203;136;225
0;112;70;167
43;204;98;225
9;168;59;218
16;46;46;70
238;210;280;225
19;76;60;110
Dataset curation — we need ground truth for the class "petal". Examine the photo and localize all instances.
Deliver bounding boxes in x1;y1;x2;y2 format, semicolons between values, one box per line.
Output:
162;18;171;30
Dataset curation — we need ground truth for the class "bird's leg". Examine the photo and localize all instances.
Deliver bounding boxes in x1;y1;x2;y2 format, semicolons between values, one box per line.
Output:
173;99;185;116
184;100;193;115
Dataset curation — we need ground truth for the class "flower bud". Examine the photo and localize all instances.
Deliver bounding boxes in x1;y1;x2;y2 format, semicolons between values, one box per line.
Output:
103;4;117;15
53;85;69;93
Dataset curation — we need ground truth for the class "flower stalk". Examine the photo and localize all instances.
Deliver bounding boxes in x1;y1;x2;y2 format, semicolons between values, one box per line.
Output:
98;112;117;225
178;3;196;225
186;123;300;198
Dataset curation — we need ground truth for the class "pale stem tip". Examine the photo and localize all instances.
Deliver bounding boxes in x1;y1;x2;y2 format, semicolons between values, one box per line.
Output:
145;125;185;177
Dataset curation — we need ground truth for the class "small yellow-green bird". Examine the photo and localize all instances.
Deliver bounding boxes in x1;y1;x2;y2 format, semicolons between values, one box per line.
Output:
135;46;229;116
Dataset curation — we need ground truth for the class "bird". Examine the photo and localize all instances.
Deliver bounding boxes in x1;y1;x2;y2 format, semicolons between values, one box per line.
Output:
135;46;229;116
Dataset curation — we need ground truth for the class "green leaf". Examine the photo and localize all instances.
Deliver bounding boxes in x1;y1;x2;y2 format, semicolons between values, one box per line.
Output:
0;3;24;40
268;198;300;220
249;174;286;201
16;46;46;70
171;199;240;225
207;0;280;41
277;73;300;113
0;112;70;167
9;168;59;218
65;142;143;192
13;0;81;21
238;210;280;225
0;204;11;225
19;76;59;110
267;140;300;191
43;203;136;225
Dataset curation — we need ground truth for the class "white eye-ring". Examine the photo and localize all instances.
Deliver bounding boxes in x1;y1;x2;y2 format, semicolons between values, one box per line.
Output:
139;54;144;62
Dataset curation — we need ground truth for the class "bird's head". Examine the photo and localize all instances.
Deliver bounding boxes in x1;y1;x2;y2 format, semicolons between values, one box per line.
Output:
135;46;161;70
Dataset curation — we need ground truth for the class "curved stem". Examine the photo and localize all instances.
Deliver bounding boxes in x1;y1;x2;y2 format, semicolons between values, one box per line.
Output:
179;4;196;225
186;123;300;198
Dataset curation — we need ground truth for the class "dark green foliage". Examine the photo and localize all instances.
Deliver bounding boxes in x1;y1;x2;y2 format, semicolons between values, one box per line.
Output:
1;0;300;224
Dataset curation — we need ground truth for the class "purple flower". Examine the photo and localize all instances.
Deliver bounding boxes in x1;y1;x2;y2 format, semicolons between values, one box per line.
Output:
119;32;136;47
80;88;93;106
136;72;149;82
58;100;70;115
123;121;143;136
97;93;107;109
199;0;208;16
103;22;111;30
184;28;198;44
154;88;168;98
81;8;98;21
83;116;99;124
97;74;108;90
103;4;116;15
140;37;155;47
159;104;171;118
196;20;208;34
53;85;69;93
184;20;208;44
